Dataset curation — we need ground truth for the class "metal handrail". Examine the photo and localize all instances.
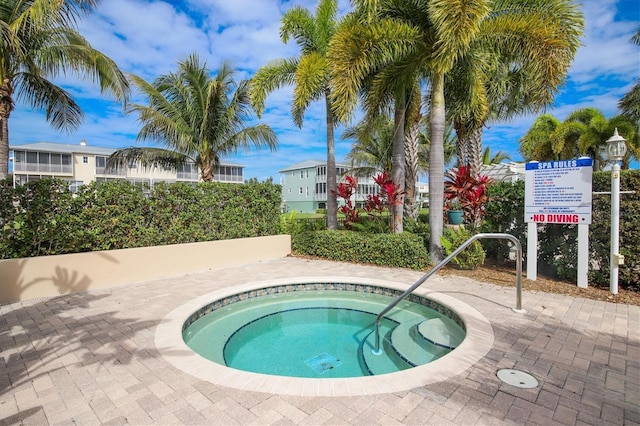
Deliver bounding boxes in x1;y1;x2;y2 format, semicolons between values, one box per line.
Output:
372;233;524;355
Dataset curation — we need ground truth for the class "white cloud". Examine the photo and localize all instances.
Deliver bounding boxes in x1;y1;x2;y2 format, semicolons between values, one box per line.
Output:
8;0;640;176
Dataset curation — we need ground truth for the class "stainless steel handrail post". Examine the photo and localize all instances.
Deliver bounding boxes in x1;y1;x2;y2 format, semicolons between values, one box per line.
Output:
372;233;524;355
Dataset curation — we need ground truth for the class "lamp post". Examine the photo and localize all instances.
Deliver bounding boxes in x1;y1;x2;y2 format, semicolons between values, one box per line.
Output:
605;128;627;295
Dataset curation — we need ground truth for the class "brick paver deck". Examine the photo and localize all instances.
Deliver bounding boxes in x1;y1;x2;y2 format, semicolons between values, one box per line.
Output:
1;257;638;425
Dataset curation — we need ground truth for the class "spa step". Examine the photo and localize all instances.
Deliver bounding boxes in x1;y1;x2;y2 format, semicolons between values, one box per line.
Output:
389;321;449;367
416;318;465;350
360;328;412;375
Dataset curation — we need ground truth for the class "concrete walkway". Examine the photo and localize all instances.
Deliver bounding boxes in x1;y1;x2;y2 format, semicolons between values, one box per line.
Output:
1;257;638;425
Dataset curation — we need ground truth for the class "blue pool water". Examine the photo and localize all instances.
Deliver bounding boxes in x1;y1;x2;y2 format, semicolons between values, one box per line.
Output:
183;287;465;378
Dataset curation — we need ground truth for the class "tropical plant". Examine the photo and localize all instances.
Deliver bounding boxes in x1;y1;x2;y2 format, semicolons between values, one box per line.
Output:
329;0;582;262
107;54;277;181
332;2;427;234
519;108;638;170
333;176;360;229
445;198;463;211
250;0;342;229
446;1;583;176
0;0;131;179
618;28;640;124
364;171;405;233
417;118;457;168
440;226;486;270
343;115;395;176
332;171;403;233
444;164;493;227
481;147;511;165
519;114;568;161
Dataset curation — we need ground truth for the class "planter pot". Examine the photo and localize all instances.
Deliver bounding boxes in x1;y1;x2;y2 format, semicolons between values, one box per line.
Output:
446;210;464;225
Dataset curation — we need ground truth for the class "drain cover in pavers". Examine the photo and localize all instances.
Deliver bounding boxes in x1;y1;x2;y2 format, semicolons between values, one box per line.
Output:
305;352;342;374
496;368;538;388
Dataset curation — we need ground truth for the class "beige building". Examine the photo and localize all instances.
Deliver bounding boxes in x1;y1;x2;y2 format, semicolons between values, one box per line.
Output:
9;141;245;190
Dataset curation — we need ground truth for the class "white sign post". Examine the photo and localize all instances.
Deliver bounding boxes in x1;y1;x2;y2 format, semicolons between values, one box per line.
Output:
524;158;593;287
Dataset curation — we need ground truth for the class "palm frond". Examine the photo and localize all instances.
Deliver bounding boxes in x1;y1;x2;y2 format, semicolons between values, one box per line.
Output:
249;58;298;116
106;147;190;172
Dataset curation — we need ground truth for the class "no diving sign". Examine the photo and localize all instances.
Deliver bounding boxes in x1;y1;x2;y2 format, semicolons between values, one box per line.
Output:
525;158;593;224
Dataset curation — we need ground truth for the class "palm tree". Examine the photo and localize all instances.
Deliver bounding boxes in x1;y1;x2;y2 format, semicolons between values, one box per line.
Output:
250;0;341;230
0;0;130;179
107;54;277;181
343;115;395;175
619;28;640;124
445;1;583;176
330;0;582;261
519;114;567;161
481;147;511;165
330;4;425;233
520;108;638;170
417;118;457;168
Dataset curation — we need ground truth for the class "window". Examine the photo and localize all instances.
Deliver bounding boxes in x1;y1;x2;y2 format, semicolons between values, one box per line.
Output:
68;180;84;193
96;156;106;168
26;152;37;163
299;187;303;194
288;188;291;193
82;156;88;164
39;152;49;164
305;170;309;178
300;170;304;178
306;187;309;197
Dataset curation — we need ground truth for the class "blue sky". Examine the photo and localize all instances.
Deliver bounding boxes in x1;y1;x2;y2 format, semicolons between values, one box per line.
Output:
9;0;640;181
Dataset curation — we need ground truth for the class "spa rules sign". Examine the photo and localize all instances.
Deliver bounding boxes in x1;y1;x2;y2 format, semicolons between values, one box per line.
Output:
525;158;593;224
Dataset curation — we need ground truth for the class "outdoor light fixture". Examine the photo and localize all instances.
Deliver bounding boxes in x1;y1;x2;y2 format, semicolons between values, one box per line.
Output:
605;128;627;295
606;128;627;161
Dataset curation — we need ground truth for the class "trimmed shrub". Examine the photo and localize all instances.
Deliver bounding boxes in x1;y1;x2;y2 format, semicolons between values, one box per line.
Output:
590;169;640;288
440;227;486;270
480;170;640;290
293;230;430;270
0;178;282;259
481;180;526;259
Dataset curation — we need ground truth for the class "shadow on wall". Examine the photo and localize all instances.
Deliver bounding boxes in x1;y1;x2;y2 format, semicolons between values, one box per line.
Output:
0;235;292;305
0;251;120;305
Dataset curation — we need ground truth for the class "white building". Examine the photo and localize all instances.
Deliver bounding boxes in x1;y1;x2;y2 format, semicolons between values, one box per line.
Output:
479;162;525;182
9;141;245;190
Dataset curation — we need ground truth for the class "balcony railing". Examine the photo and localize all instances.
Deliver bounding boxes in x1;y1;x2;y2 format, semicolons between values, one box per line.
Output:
14;163;73;174
95;166;126;176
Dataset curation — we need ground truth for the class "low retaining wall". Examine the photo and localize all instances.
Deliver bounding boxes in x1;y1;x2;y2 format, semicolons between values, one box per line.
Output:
0;235;291;304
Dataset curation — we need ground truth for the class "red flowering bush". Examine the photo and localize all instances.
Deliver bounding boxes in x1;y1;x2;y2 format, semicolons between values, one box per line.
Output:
444;164;493;227
334;176;359;229
333;171;404;232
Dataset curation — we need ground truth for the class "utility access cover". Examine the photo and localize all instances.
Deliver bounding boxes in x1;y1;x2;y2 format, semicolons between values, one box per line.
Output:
496;369;539;389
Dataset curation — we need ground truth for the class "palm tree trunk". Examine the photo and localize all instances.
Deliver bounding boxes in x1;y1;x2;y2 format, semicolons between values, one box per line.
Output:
325;92;338;230
0;79;13;180
404;121;419;221
392;92;406;233
201;162;214;182
454;121;467;168
429;73;446;262
467;126;483;176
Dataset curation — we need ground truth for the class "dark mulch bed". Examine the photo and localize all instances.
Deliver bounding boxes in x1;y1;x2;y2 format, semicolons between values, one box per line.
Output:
438;258;640;306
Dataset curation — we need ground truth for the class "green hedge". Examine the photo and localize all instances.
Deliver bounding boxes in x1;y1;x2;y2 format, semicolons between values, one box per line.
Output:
293;230;430;270
482;170;640;289
0;178;282;259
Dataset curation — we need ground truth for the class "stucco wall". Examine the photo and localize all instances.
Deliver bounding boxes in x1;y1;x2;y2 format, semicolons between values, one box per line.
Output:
0;235;291;304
